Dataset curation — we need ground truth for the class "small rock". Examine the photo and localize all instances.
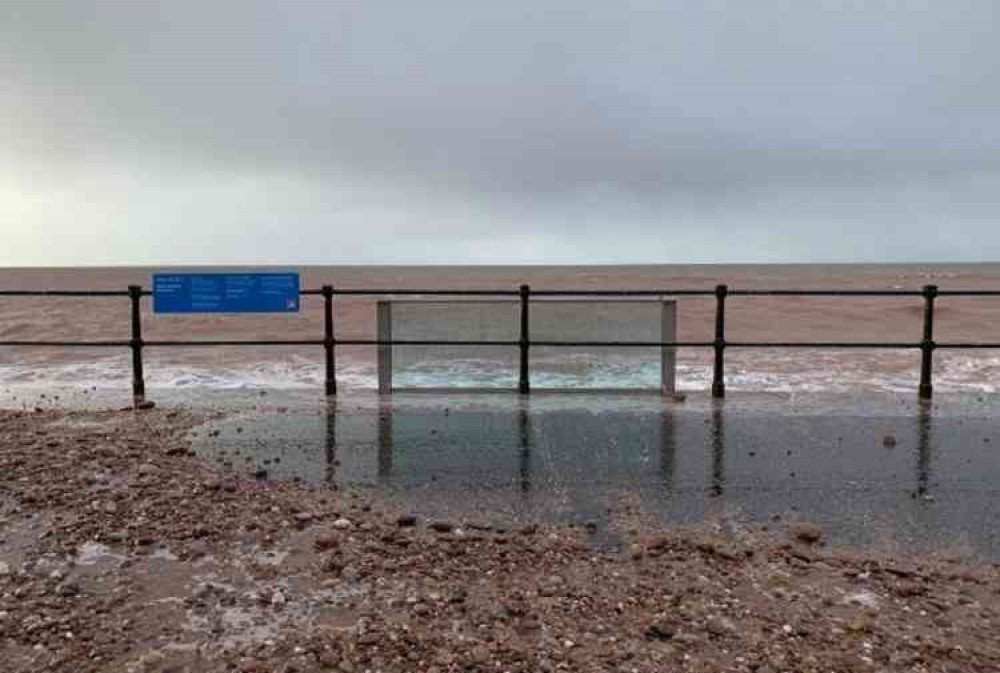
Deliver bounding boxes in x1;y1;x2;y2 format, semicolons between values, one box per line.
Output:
0;561;10;576
193;582;214;600
57;581;80;597
707;616;738;638
469;645;490;664
645;621;676;641
844;590;880;609
789;522;823;544
845;615;873;633
883;435;897;447
429;521;454;533
314;534;340;551
271;590;286;607
893;580;927;598
332;518;353;530
396;515;417;528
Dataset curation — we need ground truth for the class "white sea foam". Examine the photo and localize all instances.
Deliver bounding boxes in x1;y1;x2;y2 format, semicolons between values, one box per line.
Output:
0;350;997;394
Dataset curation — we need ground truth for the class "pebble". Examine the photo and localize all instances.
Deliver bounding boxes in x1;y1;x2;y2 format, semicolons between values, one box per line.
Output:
645;621;676;641
57;581;80;597
314;535;340;551
789;522;823;544
271;590;286;607
332;518;353;530
707;616;738;637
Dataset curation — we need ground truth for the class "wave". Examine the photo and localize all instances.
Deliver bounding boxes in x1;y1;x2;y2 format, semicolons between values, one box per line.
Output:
1;350;999;394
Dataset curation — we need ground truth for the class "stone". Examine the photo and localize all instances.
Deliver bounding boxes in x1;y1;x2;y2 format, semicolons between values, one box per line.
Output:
883;435;897;447
193;582;214;600
314;535;340;552
57;581;80;597
789;522;823;544
893;581;927;598
645;621;676;641
845;615;873;633
271;590;286;607
429;521;454;533
332;518;353;530
0;561;10;576
469;645;491;664
396;515;417;527
706;616;737;638
318;651;340;669
843;590;880;609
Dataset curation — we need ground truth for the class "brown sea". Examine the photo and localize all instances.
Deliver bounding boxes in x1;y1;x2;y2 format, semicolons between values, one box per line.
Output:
2;264;999;395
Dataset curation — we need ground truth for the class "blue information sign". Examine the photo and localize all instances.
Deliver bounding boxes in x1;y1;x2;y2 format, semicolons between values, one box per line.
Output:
152;272;300;314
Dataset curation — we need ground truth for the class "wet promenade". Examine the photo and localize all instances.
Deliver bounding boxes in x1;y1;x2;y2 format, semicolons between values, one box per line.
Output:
190;391;1000;559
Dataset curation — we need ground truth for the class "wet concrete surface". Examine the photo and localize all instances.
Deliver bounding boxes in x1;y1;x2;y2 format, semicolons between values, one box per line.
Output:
186;391;1000;559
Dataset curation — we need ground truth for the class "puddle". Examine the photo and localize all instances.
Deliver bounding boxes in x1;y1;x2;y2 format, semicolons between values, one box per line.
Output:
191;392;1000;559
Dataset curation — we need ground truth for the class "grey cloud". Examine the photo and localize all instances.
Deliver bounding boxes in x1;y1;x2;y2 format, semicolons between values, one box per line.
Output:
1;1;999;263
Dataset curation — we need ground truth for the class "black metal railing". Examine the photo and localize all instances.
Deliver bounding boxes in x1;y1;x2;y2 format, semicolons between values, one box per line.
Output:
2;282;998;406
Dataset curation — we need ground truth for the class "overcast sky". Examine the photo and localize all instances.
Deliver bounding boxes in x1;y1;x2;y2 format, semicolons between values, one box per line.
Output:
2;1;999;266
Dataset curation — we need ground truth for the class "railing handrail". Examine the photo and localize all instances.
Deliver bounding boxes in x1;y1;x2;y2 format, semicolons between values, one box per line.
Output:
1;281;995;405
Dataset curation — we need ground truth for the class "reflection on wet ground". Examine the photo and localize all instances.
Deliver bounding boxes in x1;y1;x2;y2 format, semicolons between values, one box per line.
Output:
191;392;1000;558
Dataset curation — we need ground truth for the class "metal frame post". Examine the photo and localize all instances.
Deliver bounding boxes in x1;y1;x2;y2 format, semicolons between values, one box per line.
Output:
519;284;531;394
712;284;728;398
918;283;937;400
128;285;146;406
322;285;337;396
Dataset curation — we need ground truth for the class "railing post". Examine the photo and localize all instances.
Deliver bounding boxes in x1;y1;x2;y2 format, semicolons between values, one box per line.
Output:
128;285;146;407
712;283;728;399
919;284;937;401
323;284;337;396
519;284;531;394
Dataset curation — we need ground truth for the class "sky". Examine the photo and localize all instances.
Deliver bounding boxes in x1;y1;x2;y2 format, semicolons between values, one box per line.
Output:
2;1;999;266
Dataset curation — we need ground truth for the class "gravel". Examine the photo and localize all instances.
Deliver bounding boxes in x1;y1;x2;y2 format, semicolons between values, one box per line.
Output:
1;406;999;672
